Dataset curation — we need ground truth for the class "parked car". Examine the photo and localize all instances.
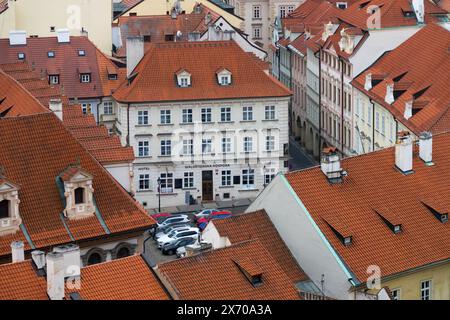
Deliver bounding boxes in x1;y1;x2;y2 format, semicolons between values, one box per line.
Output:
154;224;192;240
194;209;221;220
161;237;197;255
197;211;232;230
157;215;190;229
151;212;172;222
157;227;200;248
176;241;213;258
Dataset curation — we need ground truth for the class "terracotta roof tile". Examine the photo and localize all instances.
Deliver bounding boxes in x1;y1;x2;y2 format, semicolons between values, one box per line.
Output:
285;132;450;282
211;210;308;283
113;41;291;103
158;240;301;300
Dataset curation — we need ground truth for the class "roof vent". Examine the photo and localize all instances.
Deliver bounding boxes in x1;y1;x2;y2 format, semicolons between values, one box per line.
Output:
321;147;344;182
421;198;448;224
419;132;433;165
31;250;46;270
395;131;413;174
234;257;263;287
9;31;27;46
323;214;352;246
374;206;402;234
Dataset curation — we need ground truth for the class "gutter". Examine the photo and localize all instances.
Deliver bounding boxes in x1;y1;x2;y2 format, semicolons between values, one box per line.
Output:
280;174;359;286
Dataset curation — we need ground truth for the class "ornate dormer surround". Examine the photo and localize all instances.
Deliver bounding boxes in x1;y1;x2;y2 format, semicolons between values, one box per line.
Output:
0;175;21;236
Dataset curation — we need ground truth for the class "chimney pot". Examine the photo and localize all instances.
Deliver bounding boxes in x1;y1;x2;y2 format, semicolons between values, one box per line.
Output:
321;147;343;181
11;241;25;263
46;252;65;300
395;132;413;174
419;131;433;164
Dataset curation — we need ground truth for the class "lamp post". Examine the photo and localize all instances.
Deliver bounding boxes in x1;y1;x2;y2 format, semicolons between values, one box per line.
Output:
157;177;161;213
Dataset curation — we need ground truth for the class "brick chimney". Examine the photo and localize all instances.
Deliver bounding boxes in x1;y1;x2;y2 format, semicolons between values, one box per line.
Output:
395;132;413;174
364;73;372;91
46;252;65;300
419;132;433;164
11;241;25;263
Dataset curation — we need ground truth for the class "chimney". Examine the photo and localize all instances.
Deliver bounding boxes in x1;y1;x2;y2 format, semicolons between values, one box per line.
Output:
11;241;25;263
364;73;372;90
419;132;433;164
321;147;343;181
385;81;394;104
46;252;65;300
56;29;70;43
322;22;333;41
404;99;413;120
53;244;81;278
9;30;27;46
126;36;144;77
49;99;63;121
395;132;413;174
31;250;46;270
412;0;425;24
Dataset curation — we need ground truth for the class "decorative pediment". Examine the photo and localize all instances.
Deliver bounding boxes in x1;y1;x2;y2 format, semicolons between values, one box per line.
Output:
0;176;21;236
175;69;192;87
216;68;232;85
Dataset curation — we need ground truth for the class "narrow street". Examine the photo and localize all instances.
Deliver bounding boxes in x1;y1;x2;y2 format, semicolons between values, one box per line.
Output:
288;136;318;171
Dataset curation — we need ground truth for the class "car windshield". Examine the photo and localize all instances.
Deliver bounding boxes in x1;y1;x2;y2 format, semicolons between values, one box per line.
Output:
168;230;178;237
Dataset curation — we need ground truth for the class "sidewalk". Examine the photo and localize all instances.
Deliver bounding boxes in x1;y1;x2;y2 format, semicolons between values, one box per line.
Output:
147;197;256;215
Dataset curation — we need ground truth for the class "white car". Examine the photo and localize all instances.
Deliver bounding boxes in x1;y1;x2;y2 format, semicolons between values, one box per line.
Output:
155;225;191;240
157;227;200;248
194;209;221;220
157;215;190;228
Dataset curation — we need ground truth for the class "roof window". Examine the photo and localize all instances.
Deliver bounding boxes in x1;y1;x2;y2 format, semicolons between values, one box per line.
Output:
374;206;402;234
234;258;263;287
421;198;449;224
323;214;353;246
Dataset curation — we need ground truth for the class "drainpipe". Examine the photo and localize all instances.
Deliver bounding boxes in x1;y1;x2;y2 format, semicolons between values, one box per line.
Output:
96;97;103;125
315;48;323;155
370;98;375;152
339;57;344;156
126;103;131;146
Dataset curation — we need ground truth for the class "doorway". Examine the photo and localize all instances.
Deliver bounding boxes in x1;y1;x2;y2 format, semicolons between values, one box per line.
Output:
202;171;214;202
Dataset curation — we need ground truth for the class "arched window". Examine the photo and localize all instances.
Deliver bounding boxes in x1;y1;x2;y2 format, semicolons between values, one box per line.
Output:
0;200;10;219
117;247;130;259
87;252;102;265
74;187;85;204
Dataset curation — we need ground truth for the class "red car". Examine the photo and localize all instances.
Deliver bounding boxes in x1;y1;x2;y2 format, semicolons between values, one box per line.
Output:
151;212;172;223
197;211;232;230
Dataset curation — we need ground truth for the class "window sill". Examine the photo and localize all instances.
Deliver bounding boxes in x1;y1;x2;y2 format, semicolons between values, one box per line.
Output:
182;187;197;191
219;186;234;189
238;188;259;192
158;155;173;158
159;192;178;196
200;121;215;125
262;119;279;122
137;189;154;193
136;124;152;128
158;123;174;127
180;122;194;126
136;156;152;160
219;121;234;124
240;120;256;123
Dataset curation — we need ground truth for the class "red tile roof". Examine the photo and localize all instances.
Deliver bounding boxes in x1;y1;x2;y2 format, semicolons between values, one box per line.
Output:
157;240;301;300
285;132;450;282
0;77;154;258
0;0;8;14
0;255;170;300
211;210;308;283
113;41;291;103
352;23;450;135
0;36;125;99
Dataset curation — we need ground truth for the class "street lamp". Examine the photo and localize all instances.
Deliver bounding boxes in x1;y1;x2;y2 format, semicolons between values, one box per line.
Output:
157;177;161;213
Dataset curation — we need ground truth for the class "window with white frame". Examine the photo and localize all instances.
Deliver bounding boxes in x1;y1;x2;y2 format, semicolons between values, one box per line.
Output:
264;168;276;185
138;110;149;125
160;173;174;193
201;108;212;123
160;110;171;124
221;170;232;186
49;75;59;85
161;140;172;156
243;137;253;152
202;138;213;154
279;5;294;18
253;26;261;39
81;103;91;115
265;105;276;120
177;70;191;87
221;107;231;122
217;69;232;86
182;139;193;155
242;169;255;188
80;74;91;83
222;137;231;153
420;280;432;300
103;101;113;115
266;135;275;151
183;172;194;189
179;77;189;87
138;140;150;157
182;109;193;124
243;106;253;121
253;5;261;19
138;174;150;191
391;288;401;300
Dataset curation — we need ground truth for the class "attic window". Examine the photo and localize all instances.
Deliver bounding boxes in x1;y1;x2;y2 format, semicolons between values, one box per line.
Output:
421;199;449;224
323;214;353;246
216;68;232;86
176;69;191;87
78;50;86;56
48;51;55;58
165;34;174;41
374;206;402;234
0;177;22;235
17;53;25;60
413;86;430;100
234;258;263;287
143;35;151;42
359;1;370;9
74;187;85;204
0;200;9;219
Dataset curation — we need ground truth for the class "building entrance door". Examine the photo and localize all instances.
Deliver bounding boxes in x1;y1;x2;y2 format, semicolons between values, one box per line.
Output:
202;171;214;202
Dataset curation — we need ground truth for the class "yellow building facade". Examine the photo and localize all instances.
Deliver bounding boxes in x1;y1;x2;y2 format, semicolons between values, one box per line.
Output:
0;0;112;54
115;0;244;29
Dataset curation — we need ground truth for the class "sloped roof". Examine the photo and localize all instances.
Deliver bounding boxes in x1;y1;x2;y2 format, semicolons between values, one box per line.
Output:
285;132;450;282
113;41;291;103
0;255;170;300
211;210;308;283
352;23;450;135
158;240;301;300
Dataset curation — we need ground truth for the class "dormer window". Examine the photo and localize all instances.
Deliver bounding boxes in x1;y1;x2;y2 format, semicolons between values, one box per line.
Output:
374;206;403;234
234;258;264;287
17;53;25;60
0;177;21;235
343;236;352;246
48;51;55;58
323;214;353;246
59;165;95;220
49;75;59;85
78;50;86;56
176;69;191;87
80;74;91;83
421;198;449;224
216;68;232;86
